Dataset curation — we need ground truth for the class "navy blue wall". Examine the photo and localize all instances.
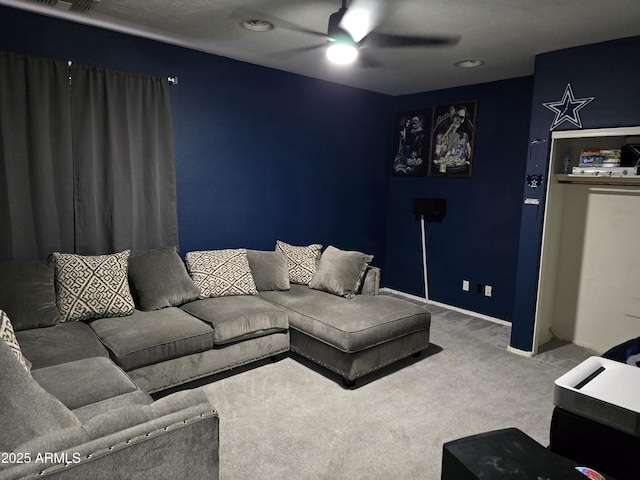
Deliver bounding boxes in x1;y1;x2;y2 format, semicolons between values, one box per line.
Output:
0;6;393;265
510;36;640;351
386;77;533;320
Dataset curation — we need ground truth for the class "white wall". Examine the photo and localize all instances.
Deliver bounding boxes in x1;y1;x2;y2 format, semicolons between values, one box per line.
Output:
551;184;640;352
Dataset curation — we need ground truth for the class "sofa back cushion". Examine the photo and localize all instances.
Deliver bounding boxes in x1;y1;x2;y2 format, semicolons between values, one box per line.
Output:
0;339;80;452
128;247;200;310
0;260;60;330
246;250;290;291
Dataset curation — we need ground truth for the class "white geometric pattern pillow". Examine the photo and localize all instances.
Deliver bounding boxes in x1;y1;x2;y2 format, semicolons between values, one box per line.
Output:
185;249;257;298
0;309;30;372
52;250;135;322
276;240;323;285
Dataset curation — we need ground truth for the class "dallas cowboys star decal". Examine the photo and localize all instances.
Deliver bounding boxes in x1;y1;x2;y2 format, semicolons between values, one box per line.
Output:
543;83;595;131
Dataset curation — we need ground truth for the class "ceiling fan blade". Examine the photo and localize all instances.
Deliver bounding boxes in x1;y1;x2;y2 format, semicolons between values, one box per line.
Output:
268;44;325;61
360;31;461;49
269;16;329;39
356;50;382;68
340;0;386;42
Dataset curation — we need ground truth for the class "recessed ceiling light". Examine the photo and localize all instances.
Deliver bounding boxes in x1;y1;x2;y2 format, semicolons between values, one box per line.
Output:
455;59;485;68
240;19;276;32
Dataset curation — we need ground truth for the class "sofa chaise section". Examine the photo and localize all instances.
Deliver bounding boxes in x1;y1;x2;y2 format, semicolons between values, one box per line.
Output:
259;284;431;386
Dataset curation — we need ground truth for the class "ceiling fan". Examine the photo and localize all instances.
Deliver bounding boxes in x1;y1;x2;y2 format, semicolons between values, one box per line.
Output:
269;0;460;66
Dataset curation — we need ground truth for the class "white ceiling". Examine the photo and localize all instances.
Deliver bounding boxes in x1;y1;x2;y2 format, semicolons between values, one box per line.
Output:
3;0;640;95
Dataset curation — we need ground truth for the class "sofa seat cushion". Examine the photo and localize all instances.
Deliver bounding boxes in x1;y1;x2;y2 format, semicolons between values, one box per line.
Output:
259;285;431;353
16;321;110;370
31;356;140;410
88;308;214;371
0;340;81;453
181;296;288;345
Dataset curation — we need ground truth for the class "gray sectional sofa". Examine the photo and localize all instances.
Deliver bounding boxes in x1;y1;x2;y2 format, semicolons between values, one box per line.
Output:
0;242;431;479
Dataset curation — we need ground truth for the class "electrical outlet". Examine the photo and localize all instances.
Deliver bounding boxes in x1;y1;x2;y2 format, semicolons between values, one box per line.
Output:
485;285;492;297
462;280;470;291
476;283;483;293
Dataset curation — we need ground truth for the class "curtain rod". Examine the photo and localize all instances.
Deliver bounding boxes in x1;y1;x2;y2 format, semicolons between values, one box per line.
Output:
67;60;178;85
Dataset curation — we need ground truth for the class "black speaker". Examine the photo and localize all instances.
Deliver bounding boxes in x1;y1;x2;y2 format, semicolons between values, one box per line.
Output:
412;198;446;222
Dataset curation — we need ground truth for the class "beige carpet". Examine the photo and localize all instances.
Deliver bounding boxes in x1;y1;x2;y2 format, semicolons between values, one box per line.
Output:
199;302;594;480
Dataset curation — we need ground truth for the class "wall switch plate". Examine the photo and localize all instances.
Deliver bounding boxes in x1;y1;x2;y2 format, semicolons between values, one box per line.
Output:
462;280;470;291
485;285;492;297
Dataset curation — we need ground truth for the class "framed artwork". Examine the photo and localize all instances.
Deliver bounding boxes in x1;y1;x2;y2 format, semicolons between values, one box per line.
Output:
429;100;477;177
391;111;429;176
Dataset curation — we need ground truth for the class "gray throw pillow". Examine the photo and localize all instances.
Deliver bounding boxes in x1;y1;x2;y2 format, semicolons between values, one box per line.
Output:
309;245;374;299
0;260;60;331
246;250;290;291
128;247;200;310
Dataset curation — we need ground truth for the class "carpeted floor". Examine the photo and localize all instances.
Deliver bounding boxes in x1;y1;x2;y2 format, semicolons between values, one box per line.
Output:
199;300;595;480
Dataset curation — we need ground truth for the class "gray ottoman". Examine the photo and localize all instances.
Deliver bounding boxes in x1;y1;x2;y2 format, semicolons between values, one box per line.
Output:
260;285;431;387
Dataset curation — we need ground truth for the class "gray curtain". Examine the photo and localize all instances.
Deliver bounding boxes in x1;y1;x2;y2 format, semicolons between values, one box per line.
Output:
70;64;178;255
0;52;75;260
0;54;178;260
71;65;178;255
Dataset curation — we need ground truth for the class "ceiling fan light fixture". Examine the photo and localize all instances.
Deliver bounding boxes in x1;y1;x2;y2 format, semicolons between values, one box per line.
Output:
340;7;372;43
455;59;484;68
326;42;358;65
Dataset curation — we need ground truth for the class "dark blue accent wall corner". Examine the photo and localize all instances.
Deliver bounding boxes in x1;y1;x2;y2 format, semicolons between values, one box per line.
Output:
386;77;534;321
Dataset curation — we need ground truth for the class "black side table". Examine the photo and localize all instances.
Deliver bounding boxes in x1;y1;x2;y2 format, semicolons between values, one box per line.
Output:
442;428;595;480
550;407;639;480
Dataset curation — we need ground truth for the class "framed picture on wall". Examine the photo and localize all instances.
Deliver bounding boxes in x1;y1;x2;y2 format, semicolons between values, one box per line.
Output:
391;111;430;176
429;100;477;177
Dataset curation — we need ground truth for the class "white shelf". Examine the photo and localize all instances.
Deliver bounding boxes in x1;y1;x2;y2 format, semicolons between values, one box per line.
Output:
555;173;640;186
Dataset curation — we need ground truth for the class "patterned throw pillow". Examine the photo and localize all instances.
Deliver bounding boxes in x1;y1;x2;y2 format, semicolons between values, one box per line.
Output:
0;309;30;372
185;249;257;298
276;240;323;285
52;250;135;322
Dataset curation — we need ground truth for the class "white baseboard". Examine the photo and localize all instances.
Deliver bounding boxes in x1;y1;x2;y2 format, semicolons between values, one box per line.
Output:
380;287;512;327
506;346;535;357
381;288;537;355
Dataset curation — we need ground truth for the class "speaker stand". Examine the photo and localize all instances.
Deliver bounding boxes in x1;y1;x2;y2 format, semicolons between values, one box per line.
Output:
420;214;429;301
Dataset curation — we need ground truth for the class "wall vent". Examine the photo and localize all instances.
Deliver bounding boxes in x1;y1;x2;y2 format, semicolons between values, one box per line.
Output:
35;0;100;12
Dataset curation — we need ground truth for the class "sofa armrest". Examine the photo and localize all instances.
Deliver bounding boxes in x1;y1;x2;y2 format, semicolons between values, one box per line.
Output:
2;391;219;480
359;266;380;296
